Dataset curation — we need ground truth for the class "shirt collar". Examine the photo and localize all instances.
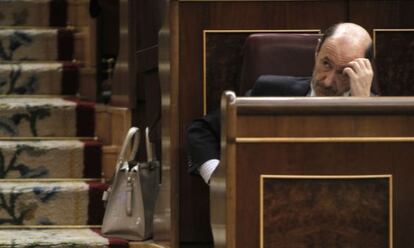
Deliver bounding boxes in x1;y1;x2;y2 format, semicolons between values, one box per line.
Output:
309;81;351;97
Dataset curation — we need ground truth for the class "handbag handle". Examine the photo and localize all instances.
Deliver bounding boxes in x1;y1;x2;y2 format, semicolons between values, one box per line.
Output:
102;127;139;204
115;127;140;173
145;127;154;162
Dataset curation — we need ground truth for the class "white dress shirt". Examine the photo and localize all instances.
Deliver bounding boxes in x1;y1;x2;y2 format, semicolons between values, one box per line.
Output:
199;84;352;183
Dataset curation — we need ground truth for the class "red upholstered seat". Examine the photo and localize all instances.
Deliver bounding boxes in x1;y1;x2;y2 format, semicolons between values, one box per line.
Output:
239;33;321;95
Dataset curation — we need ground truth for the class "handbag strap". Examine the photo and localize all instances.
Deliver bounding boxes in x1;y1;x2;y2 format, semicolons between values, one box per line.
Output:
145;127;154;162
115;127;140;174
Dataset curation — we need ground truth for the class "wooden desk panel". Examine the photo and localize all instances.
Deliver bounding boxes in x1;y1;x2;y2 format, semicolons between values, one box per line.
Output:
212;94;414;248
261;176;390;248
237;115;414;138
233;141;414;247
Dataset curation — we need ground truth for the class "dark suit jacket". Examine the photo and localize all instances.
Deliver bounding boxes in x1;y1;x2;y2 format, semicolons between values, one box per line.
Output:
186;75;311;174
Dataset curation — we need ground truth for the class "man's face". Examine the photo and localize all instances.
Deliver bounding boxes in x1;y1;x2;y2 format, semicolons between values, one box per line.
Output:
312;38;364;96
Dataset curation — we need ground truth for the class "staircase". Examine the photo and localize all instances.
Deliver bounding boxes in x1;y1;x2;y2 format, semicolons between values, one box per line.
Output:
0;1;152;247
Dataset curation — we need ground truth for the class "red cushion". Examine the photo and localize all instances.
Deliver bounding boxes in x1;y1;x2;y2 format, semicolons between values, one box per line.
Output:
239;33;320;95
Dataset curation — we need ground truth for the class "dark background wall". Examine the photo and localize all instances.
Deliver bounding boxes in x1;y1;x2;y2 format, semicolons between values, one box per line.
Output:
95;0;164;160
170;0;414;246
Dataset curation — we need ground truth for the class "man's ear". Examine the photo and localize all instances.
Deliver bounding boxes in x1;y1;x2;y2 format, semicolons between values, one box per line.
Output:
315;38;321;59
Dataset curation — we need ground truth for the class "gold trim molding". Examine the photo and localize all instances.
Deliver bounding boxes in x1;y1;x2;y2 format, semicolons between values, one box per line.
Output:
260;174;393;248
202;29;320;115
373;29;414;57
179;0;330;2
236;137;414;143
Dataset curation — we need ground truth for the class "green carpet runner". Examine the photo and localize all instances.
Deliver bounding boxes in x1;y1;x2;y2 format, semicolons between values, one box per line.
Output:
0;0;129;247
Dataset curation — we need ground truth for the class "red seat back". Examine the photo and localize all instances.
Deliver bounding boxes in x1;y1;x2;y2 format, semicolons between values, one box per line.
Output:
239;33;320;95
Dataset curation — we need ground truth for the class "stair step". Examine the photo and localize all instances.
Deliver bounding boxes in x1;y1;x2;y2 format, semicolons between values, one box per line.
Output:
0;0;67;27
0;1;127;247
0;97;95;137
0;180;106;226
0;228;128;247
0;28;88;62
0;139;101;179
0;62;79;95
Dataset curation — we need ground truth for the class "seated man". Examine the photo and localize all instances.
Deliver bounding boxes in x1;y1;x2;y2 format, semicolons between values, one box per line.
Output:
187;22;374;183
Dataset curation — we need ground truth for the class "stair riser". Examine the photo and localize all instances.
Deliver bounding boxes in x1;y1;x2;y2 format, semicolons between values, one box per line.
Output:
0;63;79;95
0;140;101;179
0;181;105;225
0;98;95;137
0;30;54;61
0;0;90;27
0;0;62;27
0;29;75;61
0;100;76;137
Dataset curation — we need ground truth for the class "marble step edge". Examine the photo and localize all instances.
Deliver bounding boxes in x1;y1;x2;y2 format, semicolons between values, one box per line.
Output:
0;226;168;248
0;26;78;32
0;59;88;66
0;60;94;70
0;226;169;245
0;136;97;140
0;224;101;229
0;178;102;183
131;241;170;248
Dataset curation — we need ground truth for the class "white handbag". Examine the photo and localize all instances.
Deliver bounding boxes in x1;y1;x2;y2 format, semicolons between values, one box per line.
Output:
102;127;160;240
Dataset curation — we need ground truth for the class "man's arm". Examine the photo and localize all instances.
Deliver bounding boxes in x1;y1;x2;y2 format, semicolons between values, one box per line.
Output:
343;58;373;96
186;109;221;182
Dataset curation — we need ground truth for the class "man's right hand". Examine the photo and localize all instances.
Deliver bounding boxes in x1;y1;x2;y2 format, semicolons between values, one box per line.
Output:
343;58;373;96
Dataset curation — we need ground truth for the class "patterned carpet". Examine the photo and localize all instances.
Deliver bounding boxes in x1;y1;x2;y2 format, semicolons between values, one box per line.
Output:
0;0;128;247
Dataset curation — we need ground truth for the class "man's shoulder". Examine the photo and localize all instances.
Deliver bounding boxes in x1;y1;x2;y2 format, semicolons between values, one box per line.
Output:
251;75;311;96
